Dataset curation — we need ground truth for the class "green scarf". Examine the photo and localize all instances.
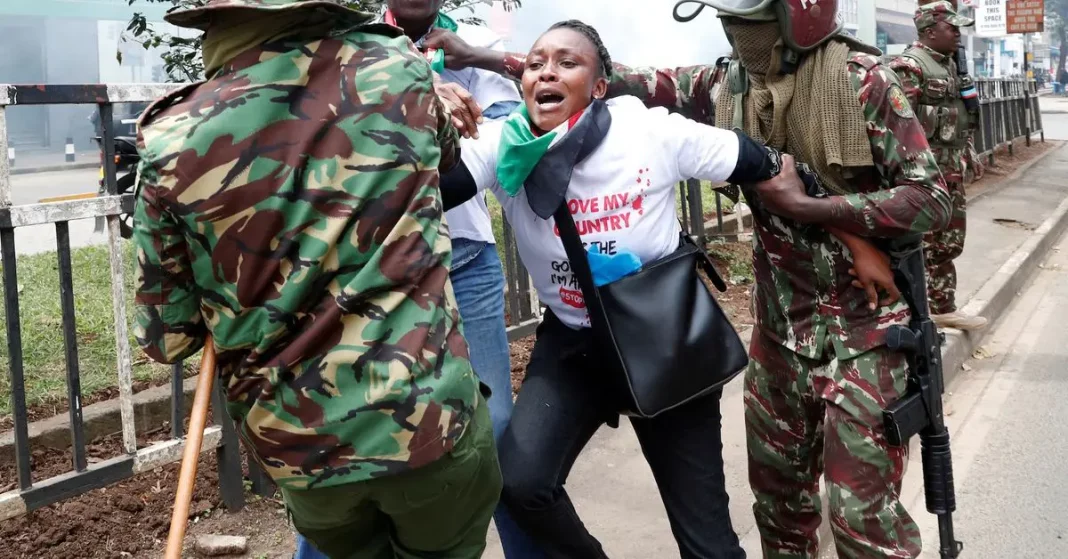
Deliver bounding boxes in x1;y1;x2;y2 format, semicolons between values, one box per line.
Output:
496;103;583;197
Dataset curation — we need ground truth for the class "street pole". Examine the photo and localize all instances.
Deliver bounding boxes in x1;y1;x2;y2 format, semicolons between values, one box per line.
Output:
1024;34;1032;146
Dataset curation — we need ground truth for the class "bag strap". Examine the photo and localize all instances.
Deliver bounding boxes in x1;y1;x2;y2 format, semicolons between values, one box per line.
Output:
552;204;604;317
676;220;728;292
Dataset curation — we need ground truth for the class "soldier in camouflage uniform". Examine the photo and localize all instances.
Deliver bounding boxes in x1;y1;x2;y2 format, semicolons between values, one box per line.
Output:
891;1;989;331
425;1;952;557
130;1;502;556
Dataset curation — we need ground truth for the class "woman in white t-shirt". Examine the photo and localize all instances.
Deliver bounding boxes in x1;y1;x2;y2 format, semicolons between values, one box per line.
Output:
438;20;814;558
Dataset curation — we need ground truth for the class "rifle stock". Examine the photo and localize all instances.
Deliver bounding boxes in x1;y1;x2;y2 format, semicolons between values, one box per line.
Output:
882;238;963;559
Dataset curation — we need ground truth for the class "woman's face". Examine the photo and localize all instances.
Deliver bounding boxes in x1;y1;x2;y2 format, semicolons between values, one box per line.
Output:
521;28;608;134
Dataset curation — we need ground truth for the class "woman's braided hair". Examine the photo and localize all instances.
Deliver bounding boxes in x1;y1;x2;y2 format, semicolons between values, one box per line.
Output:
547;20;613;78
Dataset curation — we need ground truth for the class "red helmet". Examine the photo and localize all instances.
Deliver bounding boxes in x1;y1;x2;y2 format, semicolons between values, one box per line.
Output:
673;0;843;53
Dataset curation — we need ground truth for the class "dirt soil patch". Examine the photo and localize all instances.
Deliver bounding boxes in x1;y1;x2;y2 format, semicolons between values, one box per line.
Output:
0;415;296;559
966;140;1061;198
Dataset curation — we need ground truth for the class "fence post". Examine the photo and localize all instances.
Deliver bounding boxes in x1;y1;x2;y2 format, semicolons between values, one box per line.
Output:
247;459;275;498
57;221;88;473
1034;84;1045;142
0;103;33;491
501;221;523;327
686;179;706;245
212;381;245;511
171;363;186;439
715;192;724;234
678;181;690;235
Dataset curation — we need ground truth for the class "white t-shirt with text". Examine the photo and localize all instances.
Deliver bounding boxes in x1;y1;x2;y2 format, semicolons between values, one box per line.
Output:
460;96;741;329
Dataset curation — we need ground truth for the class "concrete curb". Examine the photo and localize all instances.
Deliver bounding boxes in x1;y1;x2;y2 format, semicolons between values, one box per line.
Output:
0;376;198;463
9;162;98;176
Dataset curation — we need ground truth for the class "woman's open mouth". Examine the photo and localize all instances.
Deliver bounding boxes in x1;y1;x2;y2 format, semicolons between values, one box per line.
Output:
535;91;566;110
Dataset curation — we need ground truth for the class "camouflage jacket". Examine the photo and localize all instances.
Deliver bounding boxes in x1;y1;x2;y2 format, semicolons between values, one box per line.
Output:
890;42;978;175
603;53;951;360
131;22;482;490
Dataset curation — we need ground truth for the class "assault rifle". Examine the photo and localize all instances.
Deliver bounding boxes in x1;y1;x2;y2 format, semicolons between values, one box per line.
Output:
882;237;963;559
955;46;980;113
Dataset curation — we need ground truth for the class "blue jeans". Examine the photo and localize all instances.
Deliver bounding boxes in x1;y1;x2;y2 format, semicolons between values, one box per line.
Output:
294;239;543;558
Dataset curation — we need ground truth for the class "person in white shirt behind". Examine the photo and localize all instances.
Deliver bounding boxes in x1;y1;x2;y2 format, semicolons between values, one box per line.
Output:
293;2;541;559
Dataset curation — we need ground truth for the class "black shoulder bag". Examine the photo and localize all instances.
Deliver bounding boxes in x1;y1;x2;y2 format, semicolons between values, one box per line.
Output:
553;206;749;418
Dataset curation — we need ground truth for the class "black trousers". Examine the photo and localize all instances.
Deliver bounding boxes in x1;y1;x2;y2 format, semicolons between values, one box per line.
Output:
497;312;746;559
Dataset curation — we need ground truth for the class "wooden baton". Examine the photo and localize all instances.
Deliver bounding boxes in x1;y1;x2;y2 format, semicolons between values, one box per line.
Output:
164;336;216;559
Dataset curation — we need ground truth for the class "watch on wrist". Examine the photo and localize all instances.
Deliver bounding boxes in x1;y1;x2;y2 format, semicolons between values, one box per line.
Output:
796;161;829;199
763;145;784;179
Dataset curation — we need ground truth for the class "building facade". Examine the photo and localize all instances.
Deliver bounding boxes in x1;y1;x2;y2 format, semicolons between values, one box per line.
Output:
0;0;176;152
840;0;861;37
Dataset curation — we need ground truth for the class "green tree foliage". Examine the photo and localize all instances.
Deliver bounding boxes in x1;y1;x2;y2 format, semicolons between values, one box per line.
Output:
121;0;520;82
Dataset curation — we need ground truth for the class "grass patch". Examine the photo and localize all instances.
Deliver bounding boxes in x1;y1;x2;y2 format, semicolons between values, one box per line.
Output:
706;239;755;285
0;242;171;420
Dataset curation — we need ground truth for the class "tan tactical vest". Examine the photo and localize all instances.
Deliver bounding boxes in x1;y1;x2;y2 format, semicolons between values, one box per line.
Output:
900;45;972;150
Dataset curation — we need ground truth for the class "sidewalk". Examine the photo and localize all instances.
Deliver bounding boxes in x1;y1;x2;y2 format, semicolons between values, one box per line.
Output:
1039;95;1068;114
5;148;99;175
482;140;1068;558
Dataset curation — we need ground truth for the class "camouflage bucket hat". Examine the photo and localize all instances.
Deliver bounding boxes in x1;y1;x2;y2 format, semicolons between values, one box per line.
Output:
915;1;974;31
165;0;374;31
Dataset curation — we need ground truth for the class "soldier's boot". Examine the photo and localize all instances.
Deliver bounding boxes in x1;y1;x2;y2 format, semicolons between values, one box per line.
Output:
932;311;988;331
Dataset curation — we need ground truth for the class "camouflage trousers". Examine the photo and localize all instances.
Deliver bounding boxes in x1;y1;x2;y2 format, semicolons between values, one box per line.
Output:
744;332;921;558
924;176;967;315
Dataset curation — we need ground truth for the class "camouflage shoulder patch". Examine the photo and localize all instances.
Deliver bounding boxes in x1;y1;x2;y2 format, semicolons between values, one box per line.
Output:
888;84;914;119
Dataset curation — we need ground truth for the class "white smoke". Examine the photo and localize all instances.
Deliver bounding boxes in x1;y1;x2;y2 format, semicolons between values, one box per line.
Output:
458;0;734;68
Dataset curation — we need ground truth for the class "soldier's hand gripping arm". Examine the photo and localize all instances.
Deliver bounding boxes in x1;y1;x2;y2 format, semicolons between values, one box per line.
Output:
131;157;208;365
423;28;524;81
753;65;951;238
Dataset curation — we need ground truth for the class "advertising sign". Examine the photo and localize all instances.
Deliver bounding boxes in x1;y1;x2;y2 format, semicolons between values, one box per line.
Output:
1006;0;1045;34
976;0;1008;37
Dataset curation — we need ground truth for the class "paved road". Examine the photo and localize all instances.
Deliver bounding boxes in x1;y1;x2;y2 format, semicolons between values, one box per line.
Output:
7;168;101;206
819;230;1068;558
5;168;107;256
899;229;1068;558
1043;112;1068;141
1039;96;1068;141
